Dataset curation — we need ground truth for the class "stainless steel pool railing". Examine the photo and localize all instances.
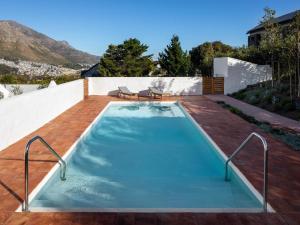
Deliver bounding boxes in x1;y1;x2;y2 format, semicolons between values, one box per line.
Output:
23;136;66;212
224;132;269;212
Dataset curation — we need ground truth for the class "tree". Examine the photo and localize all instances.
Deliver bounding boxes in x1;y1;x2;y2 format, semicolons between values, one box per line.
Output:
0;64;18;75
293;12;300;97
98;38;154;77
233;46;265;65
281;20;298;100
282;33;296;99
158;35;190;76
190;42;214;76
190;41;235;76
260;7;282;87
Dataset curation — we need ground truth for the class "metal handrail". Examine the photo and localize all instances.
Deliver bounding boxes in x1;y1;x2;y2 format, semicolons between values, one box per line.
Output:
224;132;269;212
23;136;66;211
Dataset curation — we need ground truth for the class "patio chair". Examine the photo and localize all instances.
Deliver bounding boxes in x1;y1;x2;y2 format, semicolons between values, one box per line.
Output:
118;86;135;98
149;87;163;99
137;89;151;100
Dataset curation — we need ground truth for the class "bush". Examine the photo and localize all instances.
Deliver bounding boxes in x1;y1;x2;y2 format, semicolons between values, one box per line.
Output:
262;89;274;104
0;64;18;74
37;84;48;89
248;95;260;105
278;84;289;93
270;98;293;112
283;102;293;112
11;85;23;95
254;90;261;98
236;92;246;99
273;101;284;111
231;89;247;100
0;74;18;84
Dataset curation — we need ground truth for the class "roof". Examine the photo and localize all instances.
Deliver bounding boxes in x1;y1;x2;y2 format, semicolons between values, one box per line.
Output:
80;63;100;78
247;10;300;34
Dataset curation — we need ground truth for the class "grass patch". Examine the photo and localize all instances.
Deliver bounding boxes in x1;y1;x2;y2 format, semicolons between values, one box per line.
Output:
216;101;300;151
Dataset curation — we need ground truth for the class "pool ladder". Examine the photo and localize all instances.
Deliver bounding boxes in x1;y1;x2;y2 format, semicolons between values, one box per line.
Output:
23;136;67;212
225;132;269;212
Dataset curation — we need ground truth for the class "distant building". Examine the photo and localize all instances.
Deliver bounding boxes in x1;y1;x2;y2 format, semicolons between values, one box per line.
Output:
81;63;100;78
247;10;299;47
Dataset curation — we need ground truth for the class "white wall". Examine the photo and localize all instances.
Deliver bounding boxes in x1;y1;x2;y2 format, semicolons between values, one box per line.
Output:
0;80;84;151
214;57;272;94
88;77;202;96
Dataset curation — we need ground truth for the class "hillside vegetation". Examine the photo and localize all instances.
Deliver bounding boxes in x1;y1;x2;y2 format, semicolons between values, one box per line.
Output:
231;81;300;121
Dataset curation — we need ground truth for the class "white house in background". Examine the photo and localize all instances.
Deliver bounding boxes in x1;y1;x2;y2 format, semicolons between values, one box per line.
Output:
213;57;272;94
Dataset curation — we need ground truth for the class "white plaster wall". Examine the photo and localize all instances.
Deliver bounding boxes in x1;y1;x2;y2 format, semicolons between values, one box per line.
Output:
88;77;202;96
214;57;272;94
0;80;84;151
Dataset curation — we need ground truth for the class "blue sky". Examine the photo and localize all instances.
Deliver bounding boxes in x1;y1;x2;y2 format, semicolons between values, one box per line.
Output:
1;0;299;57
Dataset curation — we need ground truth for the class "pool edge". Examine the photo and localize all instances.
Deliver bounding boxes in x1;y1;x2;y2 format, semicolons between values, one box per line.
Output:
16;100;275;213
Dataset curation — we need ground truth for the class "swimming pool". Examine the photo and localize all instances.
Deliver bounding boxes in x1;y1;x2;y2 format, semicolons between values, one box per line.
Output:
27;101;264;212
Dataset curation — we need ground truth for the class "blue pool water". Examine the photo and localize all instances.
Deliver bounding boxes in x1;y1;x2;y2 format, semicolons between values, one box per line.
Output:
30;102;261;211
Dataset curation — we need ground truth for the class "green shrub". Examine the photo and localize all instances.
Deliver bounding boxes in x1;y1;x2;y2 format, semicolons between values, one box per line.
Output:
278;84;289;93
283;102;293;112
232;89;247;100
0;74;18;84
262;90;273;104
248;95;260;105
236;92;246;99
273;101;285;111
37;84;48;89
272;95;281;105
11;85;23;95
254;90;261;98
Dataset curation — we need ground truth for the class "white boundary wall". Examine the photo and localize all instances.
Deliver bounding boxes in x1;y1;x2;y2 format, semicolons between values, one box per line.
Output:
0;80;84;151
214;57;272;94
88;77;202;96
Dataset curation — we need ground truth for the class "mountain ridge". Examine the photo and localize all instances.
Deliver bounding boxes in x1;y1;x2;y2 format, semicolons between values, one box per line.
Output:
0;20;99;65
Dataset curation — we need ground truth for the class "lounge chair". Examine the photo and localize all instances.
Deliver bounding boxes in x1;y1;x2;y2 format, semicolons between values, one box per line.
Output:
137;89;150;100
118;86;135;98
149;87;163;99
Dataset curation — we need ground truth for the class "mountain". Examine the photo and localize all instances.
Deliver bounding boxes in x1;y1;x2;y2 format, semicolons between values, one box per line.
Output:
0;20;99;65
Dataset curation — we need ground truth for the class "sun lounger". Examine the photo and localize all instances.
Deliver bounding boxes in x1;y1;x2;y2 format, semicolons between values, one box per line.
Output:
149;87;163;99
137;89;150;100
118;86;135;98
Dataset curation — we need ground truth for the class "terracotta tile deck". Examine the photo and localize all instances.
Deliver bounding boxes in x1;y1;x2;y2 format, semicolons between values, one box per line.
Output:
0;96;300;224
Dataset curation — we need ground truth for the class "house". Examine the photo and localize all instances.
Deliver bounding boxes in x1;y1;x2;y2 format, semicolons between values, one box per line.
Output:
247;10;299;47
80;63;100;78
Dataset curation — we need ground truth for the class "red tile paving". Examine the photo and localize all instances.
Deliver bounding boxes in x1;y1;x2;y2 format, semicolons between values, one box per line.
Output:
0;96;300;224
